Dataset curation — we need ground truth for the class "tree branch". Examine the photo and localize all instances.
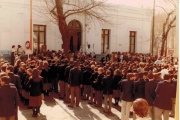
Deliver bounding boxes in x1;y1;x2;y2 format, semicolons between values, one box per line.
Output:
64;1;106;19
156;6;168;14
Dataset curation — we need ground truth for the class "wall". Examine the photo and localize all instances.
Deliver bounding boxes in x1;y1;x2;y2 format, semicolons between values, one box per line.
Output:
0;0;152;54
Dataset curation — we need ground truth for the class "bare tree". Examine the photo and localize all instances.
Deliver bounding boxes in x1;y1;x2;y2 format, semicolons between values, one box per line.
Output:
155;0;176;56
36;0;112;54
160;9;176;56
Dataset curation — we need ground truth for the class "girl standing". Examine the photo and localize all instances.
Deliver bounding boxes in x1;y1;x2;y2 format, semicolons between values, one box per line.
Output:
26;68;43;117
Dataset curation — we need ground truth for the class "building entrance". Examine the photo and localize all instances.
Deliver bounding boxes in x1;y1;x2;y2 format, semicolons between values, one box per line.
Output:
68;20;81;53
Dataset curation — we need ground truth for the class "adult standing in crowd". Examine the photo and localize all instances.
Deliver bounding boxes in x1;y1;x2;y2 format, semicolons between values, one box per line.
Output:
17;45;25;56
11;45;16;65
154;74;174;120
0;75;19;120
26;68;43;117
68;61;82;108
17;45;25;62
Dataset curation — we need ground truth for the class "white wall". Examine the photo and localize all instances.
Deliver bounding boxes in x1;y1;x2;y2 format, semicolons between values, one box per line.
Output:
0;0;152;54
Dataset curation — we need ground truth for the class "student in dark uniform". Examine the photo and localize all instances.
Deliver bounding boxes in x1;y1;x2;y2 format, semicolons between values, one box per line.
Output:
14;59;21;75
154;74;174;120
170;74;177;117
49;60;58;93
145;72;158;119
6;65;21;93
82;65;92;100
121;69;127;80
0;76;19;120
102;70;114;113
19;64;27;90
133;72;146;99
41;61;51;96
22;68;32;107
68;61;82;108
58;59;68;99
112;69;121;106
120;73;134;120
64;61;74;103
143;72;149;83
26;68;43;117
88;66;98;105
94;67;104;107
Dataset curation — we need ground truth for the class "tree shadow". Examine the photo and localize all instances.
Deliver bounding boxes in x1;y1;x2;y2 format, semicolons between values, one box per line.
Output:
72;104;101;120
54;100;79;120
64;100;120;120
87;103;120;120
55;99;102;120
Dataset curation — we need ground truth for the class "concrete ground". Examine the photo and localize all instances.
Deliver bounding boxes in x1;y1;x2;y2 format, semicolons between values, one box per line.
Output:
18;92;175;120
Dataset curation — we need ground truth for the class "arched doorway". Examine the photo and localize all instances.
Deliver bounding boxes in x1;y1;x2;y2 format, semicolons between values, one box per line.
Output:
68;20;82;53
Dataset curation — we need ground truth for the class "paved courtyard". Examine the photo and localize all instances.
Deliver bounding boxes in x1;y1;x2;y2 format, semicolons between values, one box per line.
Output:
18;92;175;120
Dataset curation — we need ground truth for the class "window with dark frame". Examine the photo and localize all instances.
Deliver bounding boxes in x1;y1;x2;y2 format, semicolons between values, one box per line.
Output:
129;31;136;53
33;25;46;53
101;29;110;54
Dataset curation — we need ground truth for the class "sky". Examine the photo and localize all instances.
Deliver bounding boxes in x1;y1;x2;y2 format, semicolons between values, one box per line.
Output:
106;0;176;11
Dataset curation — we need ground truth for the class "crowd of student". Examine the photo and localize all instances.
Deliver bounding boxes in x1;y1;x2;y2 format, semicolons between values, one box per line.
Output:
0;50;178;120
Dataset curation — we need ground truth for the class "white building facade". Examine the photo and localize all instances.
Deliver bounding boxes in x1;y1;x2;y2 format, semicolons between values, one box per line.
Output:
0;0;152;54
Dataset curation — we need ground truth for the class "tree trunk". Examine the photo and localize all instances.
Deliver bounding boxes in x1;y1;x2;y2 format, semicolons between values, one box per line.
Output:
58;18;69;55
161;37;166;56
55;0;69;55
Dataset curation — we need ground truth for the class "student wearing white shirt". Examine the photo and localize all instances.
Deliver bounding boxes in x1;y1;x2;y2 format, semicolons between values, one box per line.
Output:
160;64;169;79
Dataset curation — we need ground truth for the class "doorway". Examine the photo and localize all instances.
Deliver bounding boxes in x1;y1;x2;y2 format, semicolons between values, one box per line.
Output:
68;20;82;53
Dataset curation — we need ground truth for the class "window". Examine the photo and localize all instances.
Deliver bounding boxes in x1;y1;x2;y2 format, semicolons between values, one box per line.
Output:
129;31;136;53
101;29;110;54
33;25;46;53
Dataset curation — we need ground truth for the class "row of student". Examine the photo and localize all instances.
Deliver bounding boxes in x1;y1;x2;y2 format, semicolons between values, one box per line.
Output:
56;59;177;120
